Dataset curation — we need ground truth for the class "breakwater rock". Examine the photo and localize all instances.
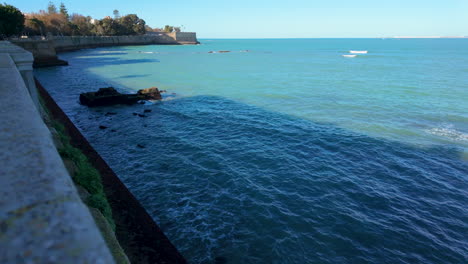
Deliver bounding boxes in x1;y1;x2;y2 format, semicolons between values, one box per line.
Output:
80;87;162;107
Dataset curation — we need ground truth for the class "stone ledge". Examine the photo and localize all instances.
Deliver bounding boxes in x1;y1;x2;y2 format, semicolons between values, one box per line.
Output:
0;43;114;263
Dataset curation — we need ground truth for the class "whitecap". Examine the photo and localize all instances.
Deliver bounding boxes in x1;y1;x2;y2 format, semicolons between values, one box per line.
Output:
425;124;468;142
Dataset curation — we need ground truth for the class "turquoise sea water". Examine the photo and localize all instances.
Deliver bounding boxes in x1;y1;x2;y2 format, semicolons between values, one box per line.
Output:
36;39;467;263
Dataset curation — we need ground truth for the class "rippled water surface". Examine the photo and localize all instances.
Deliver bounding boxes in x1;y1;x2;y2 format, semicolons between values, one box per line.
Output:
36;39;467;264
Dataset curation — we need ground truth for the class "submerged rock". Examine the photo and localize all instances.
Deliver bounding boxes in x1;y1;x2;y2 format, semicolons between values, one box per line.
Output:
136;144;145;148
80;87;162;107
99;125;108;129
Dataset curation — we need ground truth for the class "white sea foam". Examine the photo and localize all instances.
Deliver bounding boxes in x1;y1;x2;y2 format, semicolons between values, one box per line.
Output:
425;125;468;142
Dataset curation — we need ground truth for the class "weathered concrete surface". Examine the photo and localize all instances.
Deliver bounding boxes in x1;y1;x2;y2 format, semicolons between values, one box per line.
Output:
0;43;115;263
0;41;41;109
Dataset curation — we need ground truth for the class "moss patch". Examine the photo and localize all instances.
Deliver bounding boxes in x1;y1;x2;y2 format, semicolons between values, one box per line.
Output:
52;121;115;230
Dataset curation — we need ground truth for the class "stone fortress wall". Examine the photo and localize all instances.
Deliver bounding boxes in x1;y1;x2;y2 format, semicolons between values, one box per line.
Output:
173;32;198;43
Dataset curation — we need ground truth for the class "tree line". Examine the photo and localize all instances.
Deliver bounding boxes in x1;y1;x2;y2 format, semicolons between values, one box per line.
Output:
0;2;182;38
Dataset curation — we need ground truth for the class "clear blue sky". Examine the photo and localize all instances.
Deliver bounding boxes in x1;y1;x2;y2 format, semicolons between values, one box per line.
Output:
7;0;468;38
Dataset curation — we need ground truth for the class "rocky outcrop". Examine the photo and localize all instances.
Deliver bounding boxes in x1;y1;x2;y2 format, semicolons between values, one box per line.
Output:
137;87;162;100
79;87;162;107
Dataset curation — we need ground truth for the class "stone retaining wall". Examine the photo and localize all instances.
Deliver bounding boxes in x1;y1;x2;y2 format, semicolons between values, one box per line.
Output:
52;34;180;52
0;41;115;263
11;33;198;67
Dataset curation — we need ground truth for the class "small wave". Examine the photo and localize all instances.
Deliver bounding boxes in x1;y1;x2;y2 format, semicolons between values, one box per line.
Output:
425;125;468;142
162;97;178;102
97;51;127;54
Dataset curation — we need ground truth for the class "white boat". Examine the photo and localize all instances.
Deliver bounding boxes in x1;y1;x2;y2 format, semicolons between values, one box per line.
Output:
342;54;357;58
349;50;368;54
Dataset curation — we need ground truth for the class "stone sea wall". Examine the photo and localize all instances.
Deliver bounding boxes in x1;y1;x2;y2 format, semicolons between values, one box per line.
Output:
0;41;115;263
52;34;179;52
0;40;187;263
10;38;68;67
11;32;199;67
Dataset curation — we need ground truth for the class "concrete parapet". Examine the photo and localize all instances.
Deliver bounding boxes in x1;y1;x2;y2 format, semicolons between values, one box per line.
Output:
0;41;40;109
0;42;115;263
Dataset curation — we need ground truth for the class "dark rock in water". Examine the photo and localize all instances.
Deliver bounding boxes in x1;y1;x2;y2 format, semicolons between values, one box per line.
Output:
143;109;152;113
218;50;230;53
80;87;139;107
137;101;146;104
132;112;138;116
215;256;228;264
99;125;108;129
80;87;162;107
138;114;147;118
136;144;145;148
137;87;162;100
105;112;117;116
208;51;214;53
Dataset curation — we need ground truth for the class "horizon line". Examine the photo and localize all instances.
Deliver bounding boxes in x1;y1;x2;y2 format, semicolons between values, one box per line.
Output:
197;36;468;39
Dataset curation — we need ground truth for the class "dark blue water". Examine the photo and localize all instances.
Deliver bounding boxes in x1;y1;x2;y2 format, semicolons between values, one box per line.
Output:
36;39;467;264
